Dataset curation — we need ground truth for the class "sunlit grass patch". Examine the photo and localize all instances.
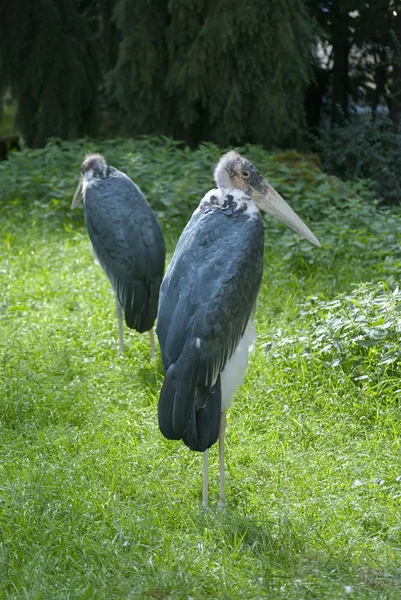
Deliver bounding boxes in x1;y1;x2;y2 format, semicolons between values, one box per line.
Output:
1;139;401;598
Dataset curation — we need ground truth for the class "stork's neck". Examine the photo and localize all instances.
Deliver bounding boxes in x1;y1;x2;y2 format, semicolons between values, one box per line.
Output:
81;169;97;196
200;188;259;217
81;165;116;197
215;168;233;189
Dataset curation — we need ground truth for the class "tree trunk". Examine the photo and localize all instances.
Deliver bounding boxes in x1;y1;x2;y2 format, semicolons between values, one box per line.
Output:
101;0;119;71
389;12;401;125
331;10;350;126
304;65;330;132
372;47;387;121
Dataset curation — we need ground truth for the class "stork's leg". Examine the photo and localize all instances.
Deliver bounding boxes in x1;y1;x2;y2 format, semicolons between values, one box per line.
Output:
202;449;209;507
218;411;227;509
148;328;156;358
115;295;124;355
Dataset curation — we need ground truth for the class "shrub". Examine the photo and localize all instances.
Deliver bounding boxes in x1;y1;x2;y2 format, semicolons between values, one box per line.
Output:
263;282;401;382
315;117;401;204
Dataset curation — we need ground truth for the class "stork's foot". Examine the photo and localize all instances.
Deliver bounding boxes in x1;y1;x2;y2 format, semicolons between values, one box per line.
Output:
217;498;226;511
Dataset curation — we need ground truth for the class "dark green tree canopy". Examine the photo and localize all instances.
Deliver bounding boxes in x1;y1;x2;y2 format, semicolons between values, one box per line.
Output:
6;0;401;149
108;0;315;147
0;0;99;146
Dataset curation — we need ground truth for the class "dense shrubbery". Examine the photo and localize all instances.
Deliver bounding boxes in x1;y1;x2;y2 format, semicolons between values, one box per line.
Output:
3;135;401;267
315;117;401;204
264;283;401;382
0;136;376;224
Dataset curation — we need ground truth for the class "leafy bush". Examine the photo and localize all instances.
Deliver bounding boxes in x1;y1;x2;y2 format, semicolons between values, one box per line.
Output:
4;136;401;276
315;117;401;204
3;136;401;288
0;137;221;235
263;283;401;382
0;136;375;225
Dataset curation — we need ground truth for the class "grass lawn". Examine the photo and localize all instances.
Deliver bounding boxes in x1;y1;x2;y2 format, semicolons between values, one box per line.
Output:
1;139;401;598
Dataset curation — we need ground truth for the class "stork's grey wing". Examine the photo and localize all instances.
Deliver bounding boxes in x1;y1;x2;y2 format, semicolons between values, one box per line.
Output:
157;205;264;451
84;174;165;332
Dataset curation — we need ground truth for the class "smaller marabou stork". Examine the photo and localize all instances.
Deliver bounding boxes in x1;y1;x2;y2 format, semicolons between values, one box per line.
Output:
157;151;320;507
72;154;165;355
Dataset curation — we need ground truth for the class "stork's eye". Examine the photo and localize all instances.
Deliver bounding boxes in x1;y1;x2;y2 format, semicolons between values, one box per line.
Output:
243;170;251;179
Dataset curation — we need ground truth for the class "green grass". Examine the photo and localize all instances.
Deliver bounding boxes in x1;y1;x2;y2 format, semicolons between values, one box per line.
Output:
1;138;401;598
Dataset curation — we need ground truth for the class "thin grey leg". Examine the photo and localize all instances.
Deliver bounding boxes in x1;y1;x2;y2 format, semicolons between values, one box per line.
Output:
115;295;124;355
148;328;155;358
218;412;227;509
202;449;209;507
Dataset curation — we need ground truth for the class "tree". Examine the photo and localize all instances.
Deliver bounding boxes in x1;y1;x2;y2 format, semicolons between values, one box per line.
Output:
109;0;315;148
0;0;100;147
308;1;401;128
309;0;359;125
388;2;401;124
107;0;170;139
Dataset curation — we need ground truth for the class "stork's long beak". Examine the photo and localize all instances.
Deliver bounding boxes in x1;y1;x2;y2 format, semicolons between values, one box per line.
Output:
252;180;320;247
71;178;83;208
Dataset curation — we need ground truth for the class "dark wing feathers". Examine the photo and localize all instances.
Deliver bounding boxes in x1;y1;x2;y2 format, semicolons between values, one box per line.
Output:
84;174;165;332
157;205;264;451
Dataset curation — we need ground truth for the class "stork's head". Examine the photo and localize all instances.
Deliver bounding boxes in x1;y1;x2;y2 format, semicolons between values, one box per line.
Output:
214;151;320;247
71;153;107;208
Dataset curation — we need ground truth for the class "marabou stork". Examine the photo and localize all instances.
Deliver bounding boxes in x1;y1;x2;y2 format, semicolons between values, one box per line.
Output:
156;151;320;507
72;154;165;355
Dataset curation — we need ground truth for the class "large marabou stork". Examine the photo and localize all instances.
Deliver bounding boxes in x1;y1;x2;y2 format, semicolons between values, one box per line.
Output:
156;151;320;507
72;154;165;355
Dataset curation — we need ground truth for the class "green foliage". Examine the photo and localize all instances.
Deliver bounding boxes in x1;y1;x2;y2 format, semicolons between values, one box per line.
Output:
2;139;401;597
4;0;401;152
109;0;315;147
0;136;375;222
264;283;401;381
0;0;99;147
0;137;220;238
315;117;401;204
108;0;169;137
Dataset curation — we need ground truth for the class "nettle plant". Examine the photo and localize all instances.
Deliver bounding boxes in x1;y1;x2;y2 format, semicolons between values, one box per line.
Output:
263;283;401;381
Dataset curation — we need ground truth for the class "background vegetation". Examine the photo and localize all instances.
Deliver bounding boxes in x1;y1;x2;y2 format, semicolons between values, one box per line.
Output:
2;2;401;201
1;138;401;598
0;7;398;137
